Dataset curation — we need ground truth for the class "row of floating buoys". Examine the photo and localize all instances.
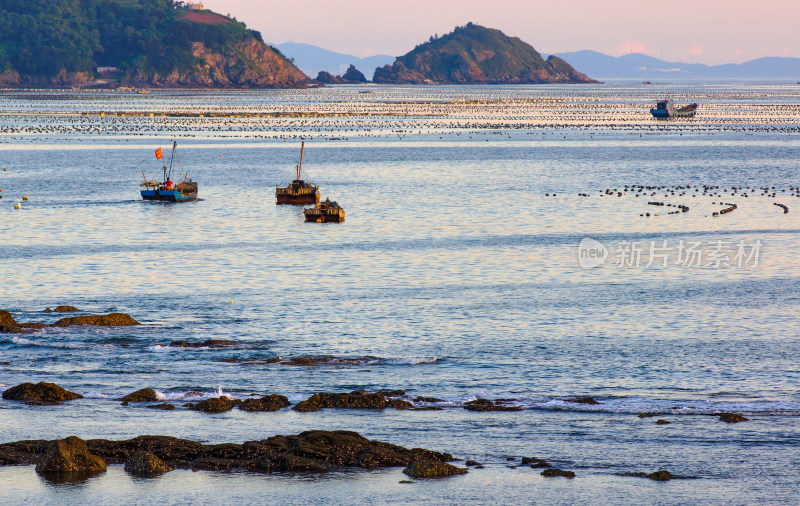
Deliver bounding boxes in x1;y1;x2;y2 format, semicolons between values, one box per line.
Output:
712;203;738;217
774;203;789;213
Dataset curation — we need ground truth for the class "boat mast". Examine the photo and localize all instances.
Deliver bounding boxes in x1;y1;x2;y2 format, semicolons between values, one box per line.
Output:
296;142;304;181
167;141;177;181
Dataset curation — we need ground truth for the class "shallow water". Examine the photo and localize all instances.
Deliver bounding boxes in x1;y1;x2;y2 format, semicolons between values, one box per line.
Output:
1;83;799;504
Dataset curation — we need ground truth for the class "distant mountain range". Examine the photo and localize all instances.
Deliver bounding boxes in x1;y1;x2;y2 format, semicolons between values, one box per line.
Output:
552;50;800;79
274;43;393;80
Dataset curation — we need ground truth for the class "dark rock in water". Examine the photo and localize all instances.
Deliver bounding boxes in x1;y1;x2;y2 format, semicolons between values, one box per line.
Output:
1;431;455;475
120;388;158;403
645;470;672;481
187;397;240;413
638;412;656;418
49;306;79;313
51;313;139;327
719;412;748;423
2;382;83;404
399;480;414;484
0;310;18;327
239;394;291;412
655;419;671;425
474;465;485;469
293;391;412;412
413;396;444;403
35;436;106;477
463;398;522;411
169;339;237;348
403;460;467;478
540;468;575;478
147;403;176;411
465;460;481;466
0;361;10;366
566;396;600;405
124;451;173;478
521;457;551;468
17;322;47;329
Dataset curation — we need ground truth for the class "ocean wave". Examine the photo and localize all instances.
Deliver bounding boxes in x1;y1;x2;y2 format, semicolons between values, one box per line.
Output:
11;336;86;349
407;394;800;416
384;357;440;365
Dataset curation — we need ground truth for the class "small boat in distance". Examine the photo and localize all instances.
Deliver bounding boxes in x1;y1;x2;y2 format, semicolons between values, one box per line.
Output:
140;141;198;202
651;99;698;118
276;142;320;205
304;198;345;223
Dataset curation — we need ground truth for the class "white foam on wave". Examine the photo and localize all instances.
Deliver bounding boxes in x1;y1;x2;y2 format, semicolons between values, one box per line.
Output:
11;336;85;349
82;391;113;399
385;357;440;365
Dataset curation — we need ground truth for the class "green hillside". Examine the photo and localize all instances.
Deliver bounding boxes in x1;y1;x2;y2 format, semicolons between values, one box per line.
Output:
0;0;308;87
373;23;597;84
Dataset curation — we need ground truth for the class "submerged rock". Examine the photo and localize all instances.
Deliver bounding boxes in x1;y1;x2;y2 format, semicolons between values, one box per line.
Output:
719;413;748;423
2;382;83;404
655;419;671;425
239;394;290;412
463;398;522;412
638;412;656;418
403;460;467;478
187;397;239;413
18;322;47;329
293;391;412;412
566;396;600;405
645;470;672;481
51;313;139;327
169;339;236;348
521;457;551;468
124;451;173;478
35;436;106;477
120;388;158;403
540;468;575;478
147;403;176;410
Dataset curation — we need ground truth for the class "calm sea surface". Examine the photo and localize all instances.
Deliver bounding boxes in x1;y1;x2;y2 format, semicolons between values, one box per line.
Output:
1;83;799;504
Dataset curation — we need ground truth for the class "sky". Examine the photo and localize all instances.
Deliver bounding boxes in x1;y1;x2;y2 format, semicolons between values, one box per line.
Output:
201;0;800;65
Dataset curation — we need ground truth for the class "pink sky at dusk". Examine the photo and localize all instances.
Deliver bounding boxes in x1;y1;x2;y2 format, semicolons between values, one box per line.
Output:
201;0;799;65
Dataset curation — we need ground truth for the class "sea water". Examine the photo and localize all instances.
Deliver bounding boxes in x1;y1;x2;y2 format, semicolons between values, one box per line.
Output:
0;83;799;504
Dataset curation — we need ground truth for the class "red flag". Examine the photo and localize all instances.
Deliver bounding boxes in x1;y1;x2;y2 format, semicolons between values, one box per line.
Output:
155;147;163;160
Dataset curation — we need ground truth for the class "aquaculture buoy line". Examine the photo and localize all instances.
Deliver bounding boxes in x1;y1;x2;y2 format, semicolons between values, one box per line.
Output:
549;182;798;218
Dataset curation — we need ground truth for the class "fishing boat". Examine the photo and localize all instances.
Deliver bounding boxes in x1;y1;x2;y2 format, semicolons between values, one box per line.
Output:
276;142;319;205
304;198;345;223
651;99;698;118
140;141;198;202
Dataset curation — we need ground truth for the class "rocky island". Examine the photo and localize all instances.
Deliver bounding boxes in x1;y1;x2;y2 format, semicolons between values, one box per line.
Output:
373;23;596;84
0;0;310;88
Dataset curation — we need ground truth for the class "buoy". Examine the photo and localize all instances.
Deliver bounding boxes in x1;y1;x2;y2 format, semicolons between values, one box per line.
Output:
14;202;21;209
22;196;27;201
230;300;233;303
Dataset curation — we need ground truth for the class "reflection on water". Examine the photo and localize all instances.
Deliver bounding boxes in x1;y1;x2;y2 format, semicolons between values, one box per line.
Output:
1;84;800;504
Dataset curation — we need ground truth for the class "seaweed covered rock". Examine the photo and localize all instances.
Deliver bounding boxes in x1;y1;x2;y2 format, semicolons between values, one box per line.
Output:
44;306;79;313
403;460;467;478
35;436;106;477
51;313;139;327
541;468;575;478
2;382;83;404
187;397;239;413
1;430;454;474
719;412;748;423
293;391;412;412
239;394;291;412
463;398;522;412
120;388;159;403
521;457;551;468
566;396;600;405
124;451;173;478
646;470;672;481
0;310;17;327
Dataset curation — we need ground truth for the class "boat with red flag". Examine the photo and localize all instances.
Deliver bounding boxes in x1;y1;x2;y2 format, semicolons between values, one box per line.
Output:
140;141;198;202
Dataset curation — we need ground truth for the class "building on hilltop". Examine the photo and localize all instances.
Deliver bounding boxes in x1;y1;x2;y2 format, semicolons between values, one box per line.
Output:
187;2;204;9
